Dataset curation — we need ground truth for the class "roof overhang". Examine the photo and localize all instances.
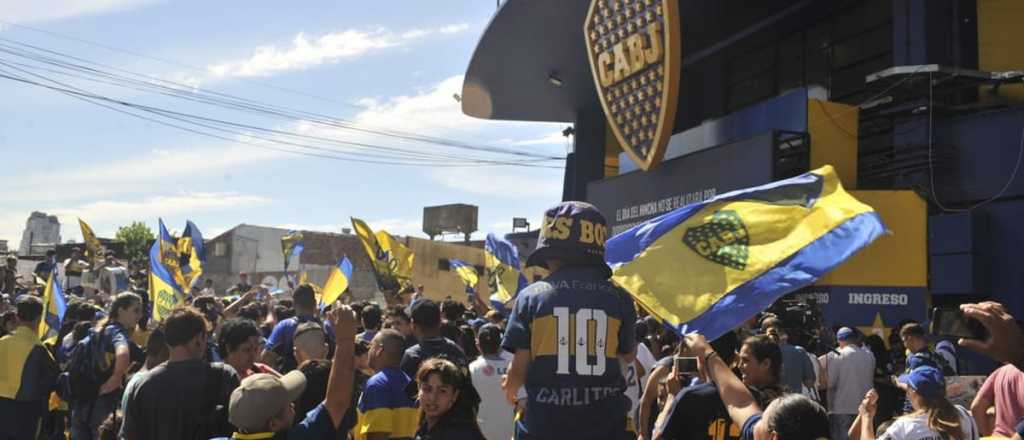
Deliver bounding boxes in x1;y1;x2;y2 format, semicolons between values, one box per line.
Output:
461;0;598;123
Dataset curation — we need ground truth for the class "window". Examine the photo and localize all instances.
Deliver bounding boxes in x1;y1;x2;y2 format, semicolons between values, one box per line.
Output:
213;242;227;257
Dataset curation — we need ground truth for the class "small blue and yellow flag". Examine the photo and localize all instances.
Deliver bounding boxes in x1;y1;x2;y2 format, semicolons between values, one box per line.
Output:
449;259;479;294
151;219;186;322
281;230;304;272
178;220;205;289
606;166;885;340
321;256;354;308
39;271;67;341
484;233;527;311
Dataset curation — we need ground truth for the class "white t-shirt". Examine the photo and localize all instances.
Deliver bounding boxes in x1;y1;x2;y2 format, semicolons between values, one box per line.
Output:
470;351;515;440
826;345;875;414
878;405;978;440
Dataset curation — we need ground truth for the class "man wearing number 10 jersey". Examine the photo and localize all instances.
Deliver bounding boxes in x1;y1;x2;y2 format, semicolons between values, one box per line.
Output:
502;201;638;440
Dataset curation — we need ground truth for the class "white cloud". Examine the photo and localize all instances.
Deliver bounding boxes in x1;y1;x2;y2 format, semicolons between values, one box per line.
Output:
292;74;565;199
368;218;424;238
4;144;283;203
427;166;562;199
207;24;470;79
0;0;157;24
0;192;271;244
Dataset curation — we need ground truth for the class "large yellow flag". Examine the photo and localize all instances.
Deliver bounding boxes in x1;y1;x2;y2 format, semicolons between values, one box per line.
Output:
606;165;885;340
78;218;103;265
375;230;415;291
350;218;415;293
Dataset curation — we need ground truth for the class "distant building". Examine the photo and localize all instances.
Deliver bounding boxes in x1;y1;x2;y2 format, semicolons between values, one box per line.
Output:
0;240;7;253
18;211;60;256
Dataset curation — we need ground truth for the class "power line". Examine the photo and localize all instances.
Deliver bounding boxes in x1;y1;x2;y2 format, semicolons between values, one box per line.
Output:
0;63;564;168
0;38;562;161
0;20;510;143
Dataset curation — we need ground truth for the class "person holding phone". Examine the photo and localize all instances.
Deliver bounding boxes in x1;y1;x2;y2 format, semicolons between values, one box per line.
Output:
654;331;787;440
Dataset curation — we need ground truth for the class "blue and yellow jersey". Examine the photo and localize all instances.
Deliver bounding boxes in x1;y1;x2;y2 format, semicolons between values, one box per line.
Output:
354;367;418;440
502;265;637;439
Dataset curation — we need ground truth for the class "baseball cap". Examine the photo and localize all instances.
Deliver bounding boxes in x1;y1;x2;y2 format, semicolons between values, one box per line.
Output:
836;327;856;341
526;201;611;276
409;299;441;328
898;365;945;399
477;323;502;346
229;371;306;433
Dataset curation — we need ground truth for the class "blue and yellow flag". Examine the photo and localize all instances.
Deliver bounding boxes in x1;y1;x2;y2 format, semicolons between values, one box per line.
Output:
321;256;354;308
78;218;104;266
155;219;187;292
484;233;527;311
449;259;479;294
281;230;304;272
151;219;186;322
606;166;885;340
177;220;205;289
38;271;67;341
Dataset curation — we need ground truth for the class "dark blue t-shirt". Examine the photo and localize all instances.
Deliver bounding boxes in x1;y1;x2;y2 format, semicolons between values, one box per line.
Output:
400;337;468;379
265;315;335;372
99;323;144;371
502;265;637;439
656;382;740;440
741;414;760;440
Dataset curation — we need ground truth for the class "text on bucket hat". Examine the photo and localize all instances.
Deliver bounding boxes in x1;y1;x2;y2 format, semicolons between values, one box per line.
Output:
526;201;611;275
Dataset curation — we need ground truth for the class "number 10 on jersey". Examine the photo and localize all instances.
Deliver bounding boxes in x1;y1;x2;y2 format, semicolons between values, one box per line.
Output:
553;307;608;376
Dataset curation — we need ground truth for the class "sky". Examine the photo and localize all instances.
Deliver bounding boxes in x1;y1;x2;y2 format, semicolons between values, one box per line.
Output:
0;0;572;246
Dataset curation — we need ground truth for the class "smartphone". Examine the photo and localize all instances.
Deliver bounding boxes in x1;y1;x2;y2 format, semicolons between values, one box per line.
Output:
673;356;699;374
931;307;988;340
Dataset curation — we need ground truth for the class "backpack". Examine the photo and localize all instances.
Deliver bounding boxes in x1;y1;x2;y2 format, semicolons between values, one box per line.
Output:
56;329;110;402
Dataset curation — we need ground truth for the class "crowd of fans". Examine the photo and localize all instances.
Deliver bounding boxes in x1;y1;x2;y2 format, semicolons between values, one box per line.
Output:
1;204;1023;440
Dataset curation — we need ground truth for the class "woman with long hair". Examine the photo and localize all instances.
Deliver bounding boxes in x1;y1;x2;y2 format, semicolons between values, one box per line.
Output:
70;291;144;440
855;366;979;440
414;358;485;440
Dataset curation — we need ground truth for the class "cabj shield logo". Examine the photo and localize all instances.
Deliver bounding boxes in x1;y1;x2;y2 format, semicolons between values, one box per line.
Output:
584;0;681;171
682;210;749;270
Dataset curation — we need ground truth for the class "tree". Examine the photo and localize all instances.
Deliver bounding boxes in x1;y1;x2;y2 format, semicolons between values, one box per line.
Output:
116;221;155;263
